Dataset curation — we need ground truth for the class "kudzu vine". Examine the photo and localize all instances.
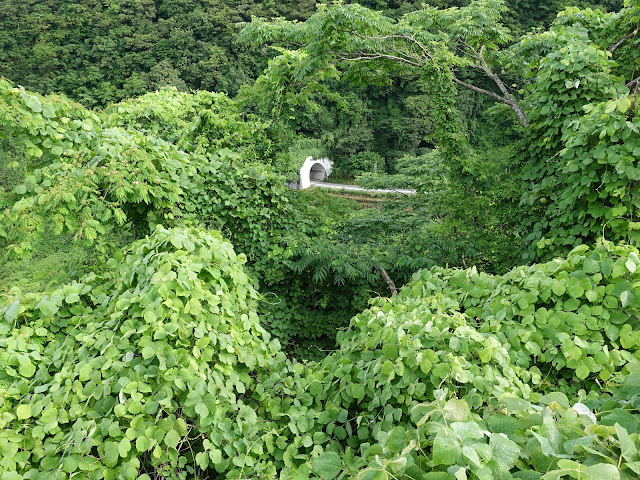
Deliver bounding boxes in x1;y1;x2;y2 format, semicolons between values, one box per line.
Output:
1;228;639;479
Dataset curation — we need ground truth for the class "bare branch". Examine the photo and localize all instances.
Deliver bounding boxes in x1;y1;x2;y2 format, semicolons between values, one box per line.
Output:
377;266;398;296
626;75;640;88
473;45;529;127
348;30;434;60
337;52;423;67
608;29;639;53
452;76;508;103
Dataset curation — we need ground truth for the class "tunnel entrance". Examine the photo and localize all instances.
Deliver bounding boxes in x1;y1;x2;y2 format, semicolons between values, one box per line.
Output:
297;156;333;189
309;163;327;182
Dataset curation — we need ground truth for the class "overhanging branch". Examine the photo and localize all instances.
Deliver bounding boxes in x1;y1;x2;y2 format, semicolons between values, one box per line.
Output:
338;52;423;67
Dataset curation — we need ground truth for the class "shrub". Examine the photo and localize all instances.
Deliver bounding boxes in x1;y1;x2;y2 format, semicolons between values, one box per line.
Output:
338;151;386;177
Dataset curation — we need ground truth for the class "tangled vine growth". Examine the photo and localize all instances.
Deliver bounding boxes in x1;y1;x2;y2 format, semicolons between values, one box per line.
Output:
1;229;639;479
1;1;640;478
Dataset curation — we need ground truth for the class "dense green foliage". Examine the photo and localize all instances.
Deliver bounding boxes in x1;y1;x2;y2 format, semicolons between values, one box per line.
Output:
0;0;622;180
2;229;639;479
242;0;640;267
521;5;640;259
0;78;392;353
2;0;640;478
0;0;319;106
0;226;281;479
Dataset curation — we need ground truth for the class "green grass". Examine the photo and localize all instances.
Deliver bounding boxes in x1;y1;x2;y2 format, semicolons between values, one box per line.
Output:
0;234;91;293
288;188;361;223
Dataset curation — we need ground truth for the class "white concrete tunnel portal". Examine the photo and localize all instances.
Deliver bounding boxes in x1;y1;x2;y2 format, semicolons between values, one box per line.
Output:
298;156;333;189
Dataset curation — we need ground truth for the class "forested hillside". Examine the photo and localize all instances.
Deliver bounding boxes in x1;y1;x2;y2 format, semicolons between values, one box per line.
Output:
1;0;639;479
0;0;625;168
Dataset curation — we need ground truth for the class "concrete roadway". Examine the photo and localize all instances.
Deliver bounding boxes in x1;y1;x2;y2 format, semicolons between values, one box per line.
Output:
311;181;416;195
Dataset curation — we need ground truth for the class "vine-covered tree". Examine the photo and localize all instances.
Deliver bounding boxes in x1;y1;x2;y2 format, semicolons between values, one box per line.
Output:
241;0;640;263
240;0;530;126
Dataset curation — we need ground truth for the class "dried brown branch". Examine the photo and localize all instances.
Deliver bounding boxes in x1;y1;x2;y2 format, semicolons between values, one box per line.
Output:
377;266;398;296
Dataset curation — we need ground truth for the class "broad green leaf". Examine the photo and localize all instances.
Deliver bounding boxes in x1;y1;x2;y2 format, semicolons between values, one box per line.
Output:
615;423;636;461
444;399;470;421
433;431;461;466
209;448;222;463
136;436;150;452
583;463;620;480
3;300;20;322
552;282;566;296
382;344;398;359
490;433;520;469
601;409;639;433
576;364;590;380
312;451;342;479
38;299;59;317
196;451;209;469
42;104;56;118
62;455;80;473
357;468;389;480
351;383;365;400
19;359;36;378
164;429;181;449
16;404;32;420
118;438;131;457
385;426;408;453
620;290;632;308
79;363;92;381
103;441;119;467
195;403;209;418
65;293;80;304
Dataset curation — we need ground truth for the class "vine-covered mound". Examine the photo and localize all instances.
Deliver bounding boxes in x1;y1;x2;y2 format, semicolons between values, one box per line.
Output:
257;242;640;479
1;231;639;479
0;226;281;479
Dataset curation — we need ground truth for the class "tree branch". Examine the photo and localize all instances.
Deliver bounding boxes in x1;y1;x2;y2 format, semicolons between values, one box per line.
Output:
626;75;640;88
262;28;531;128
348;30;434;60
377;266;398;296
452;76;508;103
338;52;423;67
472;45;529;127
608;29;638;53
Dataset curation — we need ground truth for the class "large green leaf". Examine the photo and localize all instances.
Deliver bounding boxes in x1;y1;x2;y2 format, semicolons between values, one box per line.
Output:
312;451;342;479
